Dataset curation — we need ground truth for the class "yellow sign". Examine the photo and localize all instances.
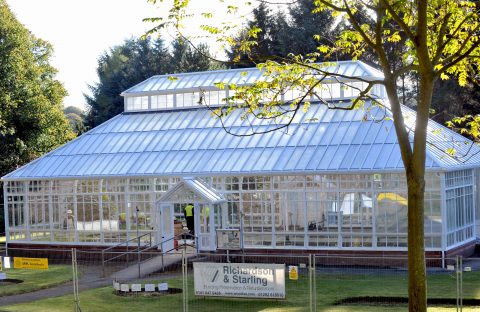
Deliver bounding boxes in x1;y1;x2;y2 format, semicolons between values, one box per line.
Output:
288;265;298;280
14;257;49;270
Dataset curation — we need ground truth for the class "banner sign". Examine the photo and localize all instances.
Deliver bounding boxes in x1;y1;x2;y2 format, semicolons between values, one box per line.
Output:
13;257;48;270
194;262;285;299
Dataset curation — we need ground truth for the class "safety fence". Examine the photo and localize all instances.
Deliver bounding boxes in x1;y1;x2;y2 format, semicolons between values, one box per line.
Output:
1;247;479;311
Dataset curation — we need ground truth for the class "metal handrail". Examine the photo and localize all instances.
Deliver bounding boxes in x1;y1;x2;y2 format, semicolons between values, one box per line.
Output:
102;232;152;253
101;232;152;276
101;230;198;278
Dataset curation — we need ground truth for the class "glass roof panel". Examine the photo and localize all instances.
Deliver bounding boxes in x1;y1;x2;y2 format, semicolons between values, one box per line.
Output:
373;144;395;169
224;149;250;172
212;149;236;172
339;144;360;170
288;126;309;147
240;149;263;172
363;122;382;144
273;146;295;170
362;145;382;169
350;145;370;169
199;150;223;173
260;148;283;172
316;146;338;170
135;152;159;174
5;99;480;180
385;145;402;169
297;146;317;171
328;145;349;170
284;148;306;170
330;122;350;144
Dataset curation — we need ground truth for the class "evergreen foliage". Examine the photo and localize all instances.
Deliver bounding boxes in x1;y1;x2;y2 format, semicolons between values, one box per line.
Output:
227;1;338;67
85;37;216;128
0;0;74;233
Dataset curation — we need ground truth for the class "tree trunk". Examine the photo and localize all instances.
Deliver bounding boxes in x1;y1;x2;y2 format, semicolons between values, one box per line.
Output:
384;71;433;312
407;172;427;312
405;74;434;312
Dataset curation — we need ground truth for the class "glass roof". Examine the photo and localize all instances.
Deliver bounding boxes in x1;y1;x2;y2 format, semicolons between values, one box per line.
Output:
4;101;480;181
121;61;384;96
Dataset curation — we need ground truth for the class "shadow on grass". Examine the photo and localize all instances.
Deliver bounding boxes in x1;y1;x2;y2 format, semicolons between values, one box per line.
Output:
336;296;480;307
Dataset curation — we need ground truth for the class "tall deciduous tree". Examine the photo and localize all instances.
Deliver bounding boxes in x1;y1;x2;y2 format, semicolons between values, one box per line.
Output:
0;0;74;233
150;0;480;311
64;106;86;135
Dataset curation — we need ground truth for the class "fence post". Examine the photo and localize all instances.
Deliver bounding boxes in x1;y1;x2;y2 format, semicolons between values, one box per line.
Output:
101;250;105;277
460;256;463;312
456;255;463;312
313;255;316;312
71;248;81;312
182;248;188;312
309;254;313;312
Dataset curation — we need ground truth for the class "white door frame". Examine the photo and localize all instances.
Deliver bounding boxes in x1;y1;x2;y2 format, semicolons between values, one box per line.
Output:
158;203;175;252
196;203;217;251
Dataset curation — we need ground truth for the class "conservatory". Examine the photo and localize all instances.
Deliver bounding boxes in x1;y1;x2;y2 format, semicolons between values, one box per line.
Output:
3;61;480;256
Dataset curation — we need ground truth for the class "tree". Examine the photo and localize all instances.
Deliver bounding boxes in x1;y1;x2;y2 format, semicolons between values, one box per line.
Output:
226;3;291;66
85;37;216;128
0;0;75;233
433;79;480;125
64;106;86;135
85;37;173;127
171;38;215;72
287;0;338;57
227;1;339;66
151;1;480;311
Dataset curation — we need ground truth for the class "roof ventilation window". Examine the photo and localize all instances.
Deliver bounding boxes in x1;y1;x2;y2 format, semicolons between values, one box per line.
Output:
124;90;231;112
121;61;386;113
125;96;149;111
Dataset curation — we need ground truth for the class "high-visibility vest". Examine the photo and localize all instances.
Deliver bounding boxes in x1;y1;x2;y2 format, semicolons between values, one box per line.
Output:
202;206;210;218
185;204;194;217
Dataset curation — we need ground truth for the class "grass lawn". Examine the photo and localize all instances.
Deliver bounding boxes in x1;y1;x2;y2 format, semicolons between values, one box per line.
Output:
2;270;480;312
0;265;73;297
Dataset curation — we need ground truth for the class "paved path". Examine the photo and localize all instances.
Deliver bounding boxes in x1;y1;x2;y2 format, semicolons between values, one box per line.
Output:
0;247;194;307
0;266;110;307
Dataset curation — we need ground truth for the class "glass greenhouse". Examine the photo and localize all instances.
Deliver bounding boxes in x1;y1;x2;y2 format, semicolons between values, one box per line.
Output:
3;61;480;257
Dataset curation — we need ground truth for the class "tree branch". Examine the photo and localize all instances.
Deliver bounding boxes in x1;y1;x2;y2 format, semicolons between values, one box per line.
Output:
382;0;416;42
432;12;452;65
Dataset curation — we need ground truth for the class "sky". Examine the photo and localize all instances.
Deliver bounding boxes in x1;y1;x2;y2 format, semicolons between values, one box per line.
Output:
6;0;256;111
6;0;165;110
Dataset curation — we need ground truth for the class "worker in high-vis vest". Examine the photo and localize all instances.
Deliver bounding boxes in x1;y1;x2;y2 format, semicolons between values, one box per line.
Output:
200;206;210;230
184;203;194;234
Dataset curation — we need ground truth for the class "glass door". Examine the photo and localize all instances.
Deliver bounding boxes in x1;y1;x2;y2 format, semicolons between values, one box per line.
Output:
159;203;174;252
197;203;217;251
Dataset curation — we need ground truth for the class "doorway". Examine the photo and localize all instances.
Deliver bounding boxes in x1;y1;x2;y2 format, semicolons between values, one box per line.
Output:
155;177;226;252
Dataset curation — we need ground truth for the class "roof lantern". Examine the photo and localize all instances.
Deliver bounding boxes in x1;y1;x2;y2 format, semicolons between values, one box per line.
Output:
121;61;385;112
